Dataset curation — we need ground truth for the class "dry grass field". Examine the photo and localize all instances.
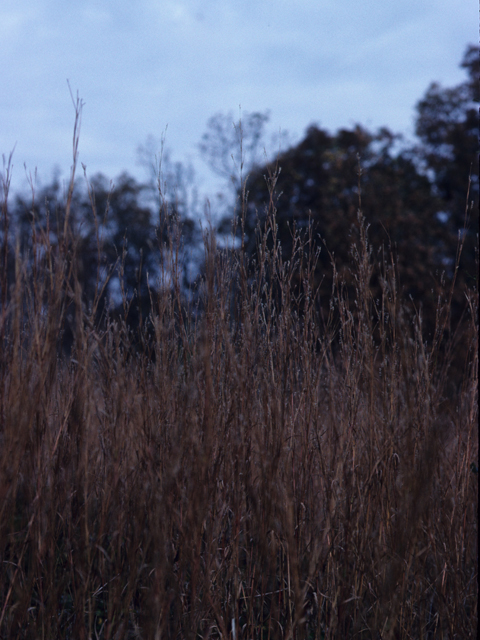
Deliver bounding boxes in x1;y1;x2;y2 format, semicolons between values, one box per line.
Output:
0;113;477;639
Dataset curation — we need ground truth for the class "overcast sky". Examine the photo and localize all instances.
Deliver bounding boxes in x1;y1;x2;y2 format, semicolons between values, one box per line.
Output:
0;0;476;201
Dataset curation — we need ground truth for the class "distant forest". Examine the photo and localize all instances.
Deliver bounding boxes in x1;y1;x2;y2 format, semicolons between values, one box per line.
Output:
1;45;477;348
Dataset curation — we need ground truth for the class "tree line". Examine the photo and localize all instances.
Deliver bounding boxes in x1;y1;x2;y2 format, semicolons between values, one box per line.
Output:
1;45;477;349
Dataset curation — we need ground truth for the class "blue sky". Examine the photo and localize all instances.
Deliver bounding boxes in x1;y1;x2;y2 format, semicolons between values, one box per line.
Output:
0;0;476;201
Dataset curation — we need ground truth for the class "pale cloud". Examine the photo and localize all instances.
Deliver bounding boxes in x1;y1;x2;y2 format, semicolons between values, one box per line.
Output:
0;0;475;196
0;9;36;40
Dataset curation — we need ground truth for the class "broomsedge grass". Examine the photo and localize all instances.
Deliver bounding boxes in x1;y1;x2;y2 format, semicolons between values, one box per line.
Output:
0;104;477;640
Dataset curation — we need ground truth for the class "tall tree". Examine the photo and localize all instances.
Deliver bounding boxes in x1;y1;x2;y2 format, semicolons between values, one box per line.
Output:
199;110;270;194
219;45;478;344
414;44;479;288
220;123;447;329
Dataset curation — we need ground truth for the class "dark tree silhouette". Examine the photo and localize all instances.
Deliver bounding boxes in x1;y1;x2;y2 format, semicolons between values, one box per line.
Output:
220;124;446;326
199;110;270;193
219;45;478;347
414;44;478;288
